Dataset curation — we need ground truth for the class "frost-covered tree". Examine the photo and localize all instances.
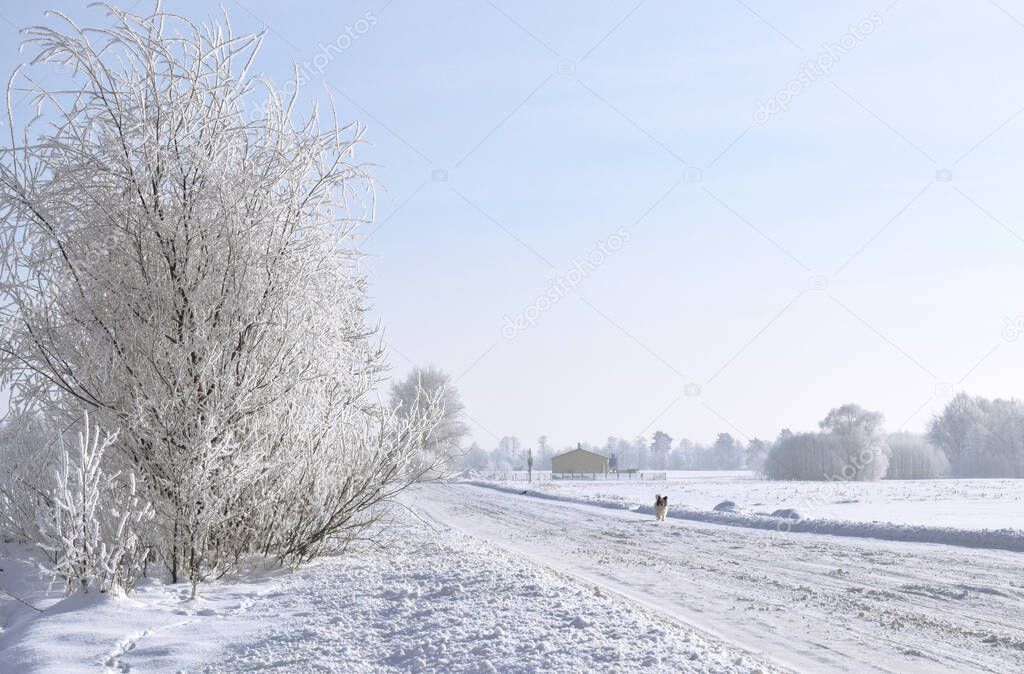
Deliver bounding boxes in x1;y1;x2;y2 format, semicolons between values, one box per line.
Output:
0;414;60;543
390;367;469;472
497;436;523;469
928;393;980;470
668;438;693;470
603;436;619;469
613;436;635;469
0;4;440;590
633;435;650;469
763;431;838;481
459;443;490;472
929;394;1024;477
764;405;888;481
819;404;889;480
820;404;883;438
535;435;554;470
650;431;672;470
711;433;743;470
886;432;950;479
745;438;770;475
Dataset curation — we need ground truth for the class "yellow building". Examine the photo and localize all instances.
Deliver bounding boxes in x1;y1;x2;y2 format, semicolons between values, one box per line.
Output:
551;445;609;476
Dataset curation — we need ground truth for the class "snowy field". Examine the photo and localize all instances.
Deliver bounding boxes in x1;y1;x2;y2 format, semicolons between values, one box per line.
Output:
487;471;1024;531
0;506;776;673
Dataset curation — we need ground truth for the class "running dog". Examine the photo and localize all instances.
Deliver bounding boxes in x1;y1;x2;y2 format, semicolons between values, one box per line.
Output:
653;494;669;521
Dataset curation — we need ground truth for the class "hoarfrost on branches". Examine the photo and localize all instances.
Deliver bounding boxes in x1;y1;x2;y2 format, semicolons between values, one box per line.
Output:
35;412;152;595
0;2;442;592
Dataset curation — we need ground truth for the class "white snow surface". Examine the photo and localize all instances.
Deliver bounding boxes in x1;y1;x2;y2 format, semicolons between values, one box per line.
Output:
460;480;1024;552
1;510;776;673
412;482;1024;674
459;472;1024;551
7;478;1023;673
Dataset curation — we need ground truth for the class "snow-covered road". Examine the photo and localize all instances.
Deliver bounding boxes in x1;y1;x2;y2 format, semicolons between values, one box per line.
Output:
408;482;1024;674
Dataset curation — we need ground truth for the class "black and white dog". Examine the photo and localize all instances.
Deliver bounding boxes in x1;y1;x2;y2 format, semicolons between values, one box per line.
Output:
653;494;669;521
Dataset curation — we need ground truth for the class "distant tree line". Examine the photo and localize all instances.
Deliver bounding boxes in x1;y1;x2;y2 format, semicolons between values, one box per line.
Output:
460;431;756;474
763;396;1024;480
458;393;1024;481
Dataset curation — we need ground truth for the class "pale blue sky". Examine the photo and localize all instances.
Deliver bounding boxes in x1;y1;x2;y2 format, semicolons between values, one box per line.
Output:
3;1;1024;448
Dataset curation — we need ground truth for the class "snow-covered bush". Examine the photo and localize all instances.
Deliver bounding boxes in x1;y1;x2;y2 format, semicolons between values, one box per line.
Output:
35;413;152;594
0;413;152;594
885;432;950;479
0;4;443;591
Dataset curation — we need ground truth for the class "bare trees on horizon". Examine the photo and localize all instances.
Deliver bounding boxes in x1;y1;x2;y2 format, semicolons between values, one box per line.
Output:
457;396;1024;481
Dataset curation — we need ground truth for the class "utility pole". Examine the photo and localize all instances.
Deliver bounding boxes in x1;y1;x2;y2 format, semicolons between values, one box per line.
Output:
527;447;534;483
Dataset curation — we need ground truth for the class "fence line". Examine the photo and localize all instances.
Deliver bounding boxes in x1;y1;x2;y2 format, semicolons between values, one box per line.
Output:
473;471;668;482
553;471;667;481
475;471;551;482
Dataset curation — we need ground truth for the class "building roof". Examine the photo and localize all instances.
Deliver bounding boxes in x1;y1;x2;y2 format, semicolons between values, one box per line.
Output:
552;446;607;461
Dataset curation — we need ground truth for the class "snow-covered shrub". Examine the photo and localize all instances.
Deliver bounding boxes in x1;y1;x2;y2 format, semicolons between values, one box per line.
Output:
35;413;152;594
0;413;152;594
886;432;950;479
260;393;442;565
0;4;443;591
